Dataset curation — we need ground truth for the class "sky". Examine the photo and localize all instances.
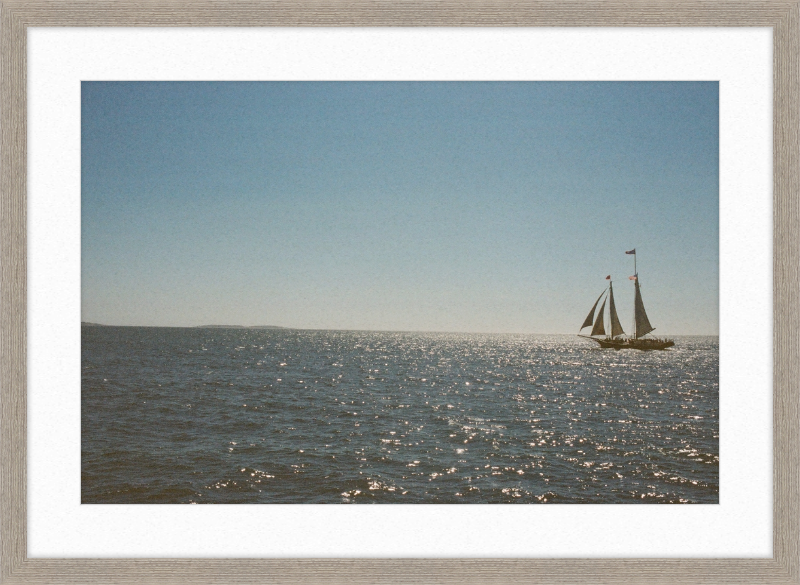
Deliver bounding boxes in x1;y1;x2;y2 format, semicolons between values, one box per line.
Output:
81;81;719;334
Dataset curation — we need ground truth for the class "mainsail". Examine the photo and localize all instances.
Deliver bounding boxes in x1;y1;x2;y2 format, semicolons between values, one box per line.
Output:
590;298;607;336
581;291;606;330
633;278;655;338
608;282;625;337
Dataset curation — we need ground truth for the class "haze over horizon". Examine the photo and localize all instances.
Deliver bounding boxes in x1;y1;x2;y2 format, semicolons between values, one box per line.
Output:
82;81;719;335
81;322;720;336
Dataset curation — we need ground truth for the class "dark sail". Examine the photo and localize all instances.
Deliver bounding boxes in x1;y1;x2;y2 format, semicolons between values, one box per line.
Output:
608;282;625;337
590;298;606;336
634;279;655;338
580;290;606;330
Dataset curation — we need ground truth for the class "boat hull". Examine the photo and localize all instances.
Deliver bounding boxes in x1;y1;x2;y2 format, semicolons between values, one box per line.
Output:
580;336;674;351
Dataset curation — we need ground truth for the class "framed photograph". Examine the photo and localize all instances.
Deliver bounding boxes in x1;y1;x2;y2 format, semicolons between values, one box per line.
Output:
2;1;797;584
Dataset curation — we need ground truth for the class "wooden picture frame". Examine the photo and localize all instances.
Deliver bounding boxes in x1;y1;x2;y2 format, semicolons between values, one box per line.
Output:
2;1;797;583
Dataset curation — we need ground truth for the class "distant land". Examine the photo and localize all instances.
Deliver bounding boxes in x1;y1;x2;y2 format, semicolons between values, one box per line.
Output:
81;322;287;329
195;325;287;330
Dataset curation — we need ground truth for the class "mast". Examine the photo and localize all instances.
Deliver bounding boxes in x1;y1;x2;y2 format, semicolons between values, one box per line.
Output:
626;248;638;337
626;248;654;338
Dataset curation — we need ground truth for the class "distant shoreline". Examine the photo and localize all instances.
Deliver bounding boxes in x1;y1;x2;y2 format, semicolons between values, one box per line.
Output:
195;325;287;330
81;322;287;330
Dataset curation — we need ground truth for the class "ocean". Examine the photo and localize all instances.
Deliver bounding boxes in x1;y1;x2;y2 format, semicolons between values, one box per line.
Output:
81;326;719;504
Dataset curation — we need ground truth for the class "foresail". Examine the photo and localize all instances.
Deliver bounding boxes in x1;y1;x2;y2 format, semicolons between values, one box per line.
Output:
590;298;606;336
634;280;655;338
608;284;625;337
581;290;606;330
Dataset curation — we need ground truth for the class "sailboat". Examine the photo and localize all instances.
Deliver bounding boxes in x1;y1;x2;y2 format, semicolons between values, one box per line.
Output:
578;250;674;350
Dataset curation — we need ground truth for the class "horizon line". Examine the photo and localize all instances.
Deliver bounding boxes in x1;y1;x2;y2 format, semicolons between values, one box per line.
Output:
80;322;720;337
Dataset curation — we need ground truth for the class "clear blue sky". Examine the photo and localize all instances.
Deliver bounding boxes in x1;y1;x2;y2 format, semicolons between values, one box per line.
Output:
81;81;718;334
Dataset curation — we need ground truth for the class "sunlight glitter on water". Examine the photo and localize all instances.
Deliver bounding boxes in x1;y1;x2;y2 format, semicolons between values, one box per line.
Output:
82;328;718;504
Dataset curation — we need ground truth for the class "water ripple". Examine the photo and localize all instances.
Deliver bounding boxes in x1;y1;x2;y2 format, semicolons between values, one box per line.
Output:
82;328;718;504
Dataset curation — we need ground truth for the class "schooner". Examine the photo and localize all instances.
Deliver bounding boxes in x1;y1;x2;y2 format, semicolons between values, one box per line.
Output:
578;249;675;350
